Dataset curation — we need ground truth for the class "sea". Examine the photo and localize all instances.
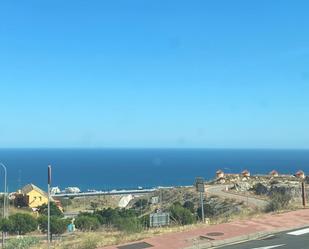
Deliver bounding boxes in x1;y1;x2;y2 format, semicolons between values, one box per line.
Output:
0;148;308;192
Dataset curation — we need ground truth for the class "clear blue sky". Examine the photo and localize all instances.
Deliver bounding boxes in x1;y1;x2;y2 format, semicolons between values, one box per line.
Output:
1;1;309;149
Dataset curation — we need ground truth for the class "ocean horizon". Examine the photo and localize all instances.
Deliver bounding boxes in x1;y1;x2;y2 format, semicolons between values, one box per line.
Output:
0;148;308;192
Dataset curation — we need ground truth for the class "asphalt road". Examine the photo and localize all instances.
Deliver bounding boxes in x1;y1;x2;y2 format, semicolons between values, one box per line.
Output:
218;227;309;249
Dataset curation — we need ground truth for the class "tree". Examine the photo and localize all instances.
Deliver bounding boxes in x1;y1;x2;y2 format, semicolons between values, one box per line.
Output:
9;213;37;235
37;202;63;217
38;215;70;240
75;215;100;231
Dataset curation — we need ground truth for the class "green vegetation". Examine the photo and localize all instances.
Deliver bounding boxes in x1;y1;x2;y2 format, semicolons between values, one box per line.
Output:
133;199;148;209
37;202;63;217
169;203;195;225
5;237;39;249
0;218;13;233
8;213;38;235
38;215;70;240
75;215;100;231
73;235;99;249
253;183;268;195
183;201;195;213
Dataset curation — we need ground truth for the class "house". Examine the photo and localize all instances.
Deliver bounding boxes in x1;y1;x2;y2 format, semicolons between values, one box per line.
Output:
14;184;49;208
269;170;279;177
295;170;305;179
216;170;225;179
241;170;250;177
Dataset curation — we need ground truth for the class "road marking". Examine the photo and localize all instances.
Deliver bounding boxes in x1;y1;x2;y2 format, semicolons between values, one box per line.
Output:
251;245;285;249
287;227;309;236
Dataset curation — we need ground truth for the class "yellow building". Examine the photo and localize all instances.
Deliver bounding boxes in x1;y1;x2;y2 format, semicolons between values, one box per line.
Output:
15;184;49;208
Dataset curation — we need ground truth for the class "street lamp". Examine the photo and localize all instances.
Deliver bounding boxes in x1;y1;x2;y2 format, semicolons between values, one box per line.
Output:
0;163;7;249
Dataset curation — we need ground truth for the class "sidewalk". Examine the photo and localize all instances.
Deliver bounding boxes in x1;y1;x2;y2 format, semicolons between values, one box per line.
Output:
100;209;309;249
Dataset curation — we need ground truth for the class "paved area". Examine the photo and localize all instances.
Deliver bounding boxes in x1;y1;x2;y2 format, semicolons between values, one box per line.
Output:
100;209;309;249
220;227;309;249
206;185;268;208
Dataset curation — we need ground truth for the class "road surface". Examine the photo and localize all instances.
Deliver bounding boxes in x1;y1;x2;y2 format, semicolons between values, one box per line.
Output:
219;227;309;249
207;185;268;209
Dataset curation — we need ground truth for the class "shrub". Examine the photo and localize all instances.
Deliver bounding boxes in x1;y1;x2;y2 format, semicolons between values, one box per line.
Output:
114;217;143;233
38;215;70;240
266;192;292;212
170;203;195;225
75;215;100;231
0;218;13;233
133;199;148;209
94;208;139;226
9;213;37;235
37;202;63;217
197;203;215;219
5;237;39;249
253;183;268;195
183;201;195;213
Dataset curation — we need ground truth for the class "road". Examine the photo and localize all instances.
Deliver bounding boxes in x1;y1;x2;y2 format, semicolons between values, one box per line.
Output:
52;188;157;198
219;227;309;249
206;185;268;209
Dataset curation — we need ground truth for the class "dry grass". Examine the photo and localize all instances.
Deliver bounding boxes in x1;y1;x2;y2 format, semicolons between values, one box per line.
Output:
29;207;264;249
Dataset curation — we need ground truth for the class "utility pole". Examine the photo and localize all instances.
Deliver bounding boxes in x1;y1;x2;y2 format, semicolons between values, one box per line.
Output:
200;192;205;222
47;165;51;249
301;181;306;208
195;177;205;222
0;163;7;249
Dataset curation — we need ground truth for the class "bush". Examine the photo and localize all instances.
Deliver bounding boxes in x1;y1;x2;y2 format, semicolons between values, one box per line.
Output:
75;215;100;231
0;218;13;233
114;217;143;233
37;202;63;217
170;203;195;225
253;183;268;195
197;203;215;219
9;213;38;235
38;215;70;240
133;199;148;209
183;201;195;213
5;237;39;249
266;192;292;212
94;208;139;226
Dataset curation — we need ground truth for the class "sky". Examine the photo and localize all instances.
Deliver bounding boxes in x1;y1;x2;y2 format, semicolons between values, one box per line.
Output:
0;0;309;149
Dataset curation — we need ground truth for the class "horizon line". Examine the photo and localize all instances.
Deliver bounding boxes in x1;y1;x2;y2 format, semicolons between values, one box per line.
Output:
0;147;309;150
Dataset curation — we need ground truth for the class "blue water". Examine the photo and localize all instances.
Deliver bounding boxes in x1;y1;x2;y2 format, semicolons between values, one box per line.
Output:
0;148;308;192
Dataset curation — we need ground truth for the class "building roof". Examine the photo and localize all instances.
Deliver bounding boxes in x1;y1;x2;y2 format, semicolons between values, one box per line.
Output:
242;169;250;174
270;170;279;175
296;170;305;175
21;184;48;198
216;170;224;174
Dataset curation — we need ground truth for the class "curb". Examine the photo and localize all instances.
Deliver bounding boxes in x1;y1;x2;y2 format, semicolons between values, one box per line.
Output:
185;231;272;249
184;224;309;249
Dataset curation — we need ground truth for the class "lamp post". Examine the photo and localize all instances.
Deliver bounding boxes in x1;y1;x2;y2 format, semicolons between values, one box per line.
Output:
0;163;7;249
47;165;51;249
